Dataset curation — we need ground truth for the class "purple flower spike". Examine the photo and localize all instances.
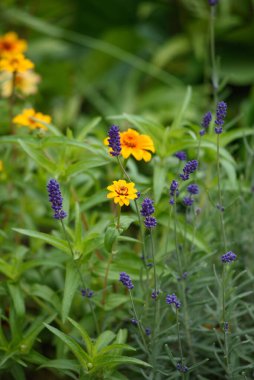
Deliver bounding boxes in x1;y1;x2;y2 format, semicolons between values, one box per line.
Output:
215;101;227;134
187;184;199;195
119;272;134;289
208;0;218;5
144;216;157;229
221;251;237;264
183;197;194;207
108;125;121;156
140;198;155;217
174;151;187;161
200;111;212;135
166;293;181;309
47;179;67;220
180;160;198;181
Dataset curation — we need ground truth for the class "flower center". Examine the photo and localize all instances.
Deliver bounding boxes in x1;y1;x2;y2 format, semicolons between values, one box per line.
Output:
28;116;36;124
2;41;13;51
116;186;128;196
123;135;137;148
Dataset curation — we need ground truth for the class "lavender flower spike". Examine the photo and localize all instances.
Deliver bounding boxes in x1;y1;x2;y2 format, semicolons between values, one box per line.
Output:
166;293;181;309
208;0;218;5
221;251;237;264
200;111;212;136
174;151;187;161
119;272;134;289
47;179;67;220
215;101;227;134
180;160;198;181
140;198;155;217
108;125;121;156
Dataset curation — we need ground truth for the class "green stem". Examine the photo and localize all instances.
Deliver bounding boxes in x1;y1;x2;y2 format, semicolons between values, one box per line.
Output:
176;310;185;379
216;135;227;252
210;6;218;107
116;204;121;230
129;289;150;356
9;71;16;132
60;220;100;335
149;230;157;293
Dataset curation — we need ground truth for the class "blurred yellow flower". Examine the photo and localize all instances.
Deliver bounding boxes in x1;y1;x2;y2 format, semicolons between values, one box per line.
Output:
0;160;3;172
0;32;27;56
0;53;34;73
104;128;155;162
0;70;40;97
107;179;138;207
12;108;51;131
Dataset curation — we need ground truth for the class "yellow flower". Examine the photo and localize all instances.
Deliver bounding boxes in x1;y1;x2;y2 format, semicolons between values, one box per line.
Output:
107;179;138;207
12;108;51;131
0;160;3;172
120;129;155;162
104;128;155;162
0;70;40;97
0;53;34;73
0;32;27;56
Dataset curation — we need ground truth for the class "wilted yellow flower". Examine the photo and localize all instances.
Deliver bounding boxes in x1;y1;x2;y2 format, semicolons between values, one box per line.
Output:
104;128;155;162
107;179;138;207
0;70;40;97
0;32;27;56
0;53;34;73
12;108;51;131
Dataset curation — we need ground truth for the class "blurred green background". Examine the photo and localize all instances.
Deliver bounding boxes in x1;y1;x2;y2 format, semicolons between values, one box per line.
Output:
1;0;254;131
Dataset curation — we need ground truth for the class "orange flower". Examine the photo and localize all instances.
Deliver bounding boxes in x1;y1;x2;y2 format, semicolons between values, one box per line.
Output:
0;70;40;97
120;129;155;162
12;108;51;131
0;53;34;73
0;32;27;56
104;128;155;162
107;180;138;207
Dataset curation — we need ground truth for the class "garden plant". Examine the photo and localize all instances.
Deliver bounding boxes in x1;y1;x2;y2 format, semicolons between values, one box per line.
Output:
0;0;254;379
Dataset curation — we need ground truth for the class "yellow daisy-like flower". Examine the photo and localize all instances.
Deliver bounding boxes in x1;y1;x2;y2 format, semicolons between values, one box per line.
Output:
107;179;138;207
12;108;51;131
120;129;155;162
104;128;155;162
0;53;34;73
0;32;27;56
0;70;40;97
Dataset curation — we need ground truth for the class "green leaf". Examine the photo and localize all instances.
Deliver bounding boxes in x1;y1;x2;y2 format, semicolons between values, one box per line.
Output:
13;228;70;255
68;318;93;356
171;86;192;130
39;359;79;372
94;331;115;353
104;227;119;252
77;117;102;141
18;139;56;173
7;283;25;318
62;261;80;322
45;324;89;371
153;159;167;203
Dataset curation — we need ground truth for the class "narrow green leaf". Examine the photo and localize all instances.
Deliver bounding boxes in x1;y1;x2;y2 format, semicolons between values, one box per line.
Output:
68;318;93;356
8;283;25;318
18;139;56;173
13;228;70;254
45;324;89;371
94;331;115;353
62;261;80;322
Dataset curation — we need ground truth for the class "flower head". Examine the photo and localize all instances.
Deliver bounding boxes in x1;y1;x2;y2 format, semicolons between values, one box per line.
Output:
187;184;199;195
208;0;218;5
47;179;67;220
221;251;237;264
12;108;51;130
183;197;194;207
120;128;155;162
0;32;27;56
215;101;227;134
200;111;212;136
0;160;3;172
180;160;198;181
0;53;34;73
131;318;138;326
169;179;179;204
107;180;137;207
166;293;181;309
176;363;188;373
174;151;187;161
144;216;157;229
140;198;155;217
151;290;160;300
119;272;134;289
81;288;94;298
107;125;121;156
145;327;151;336
0;70;40;97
